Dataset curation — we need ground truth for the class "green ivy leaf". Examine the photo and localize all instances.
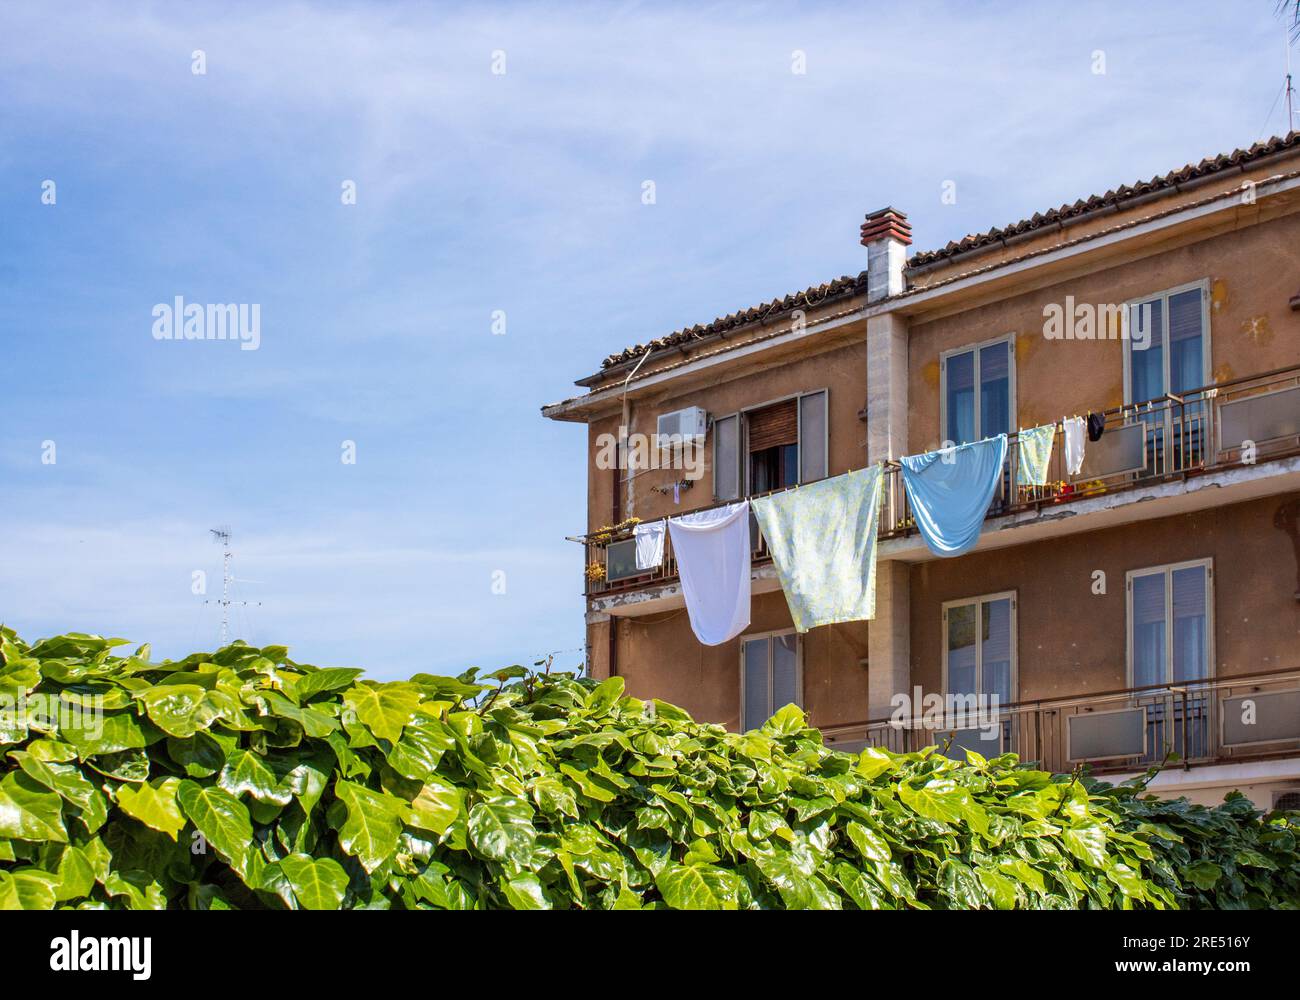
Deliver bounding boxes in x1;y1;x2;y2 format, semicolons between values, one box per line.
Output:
0;772;67;843
654;863;740;910
343;683;423;743
176;780;253;875
137;685;214;738
335;780;409;872
467;795;537;861
117;777;186;840
279;853;349;910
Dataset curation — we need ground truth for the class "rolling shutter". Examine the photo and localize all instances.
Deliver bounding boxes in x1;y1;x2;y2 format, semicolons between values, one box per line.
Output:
747;399;798;452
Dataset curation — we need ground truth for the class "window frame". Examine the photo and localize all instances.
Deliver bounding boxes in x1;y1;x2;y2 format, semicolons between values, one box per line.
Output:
739;628;803;731
941;589;1019;708
938;333;1016;445
1121;278;1212;405
713;389;829;500
1125;557;1215;689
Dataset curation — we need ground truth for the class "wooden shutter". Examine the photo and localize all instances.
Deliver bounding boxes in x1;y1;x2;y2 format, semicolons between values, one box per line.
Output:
747;399;798;452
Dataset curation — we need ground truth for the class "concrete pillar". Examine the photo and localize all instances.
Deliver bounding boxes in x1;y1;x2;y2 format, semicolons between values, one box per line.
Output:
868;560;911;720
861;208;913;719
866;312;908;463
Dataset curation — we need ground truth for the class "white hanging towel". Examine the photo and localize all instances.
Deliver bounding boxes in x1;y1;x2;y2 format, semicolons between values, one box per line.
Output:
1062;415;1086;476
633;519;666;570
667;501;751;646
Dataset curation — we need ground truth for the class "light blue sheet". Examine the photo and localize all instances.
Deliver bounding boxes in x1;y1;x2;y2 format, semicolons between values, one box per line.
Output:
900;435;1008;558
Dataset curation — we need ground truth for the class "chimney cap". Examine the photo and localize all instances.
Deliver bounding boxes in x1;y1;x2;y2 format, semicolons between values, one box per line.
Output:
860;206;912;248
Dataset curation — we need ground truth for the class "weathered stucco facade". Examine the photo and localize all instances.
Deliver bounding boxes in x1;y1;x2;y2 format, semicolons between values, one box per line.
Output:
545;135;1300;808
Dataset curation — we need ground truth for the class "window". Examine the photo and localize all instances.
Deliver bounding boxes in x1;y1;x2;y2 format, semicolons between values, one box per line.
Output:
940;337;1013;445
741;631;800;730
1127;559;1213;688
1124;281;1210;403
943;592;1016;708
712;389;828;500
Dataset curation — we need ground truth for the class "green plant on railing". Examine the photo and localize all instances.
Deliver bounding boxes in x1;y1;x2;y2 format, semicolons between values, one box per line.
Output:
0;628;1296;910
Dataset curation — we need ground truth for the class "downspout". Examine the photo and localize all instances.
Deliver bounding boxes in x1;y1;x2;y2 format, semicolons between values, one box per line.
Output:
609;350;651;678
618;349;652;521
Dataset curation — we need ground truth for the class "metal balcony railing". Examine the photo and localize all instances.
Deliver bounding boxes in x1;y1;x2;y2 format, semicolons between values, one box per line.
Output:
819;667;1300;775
879;362;1300;540
575;363;1300;597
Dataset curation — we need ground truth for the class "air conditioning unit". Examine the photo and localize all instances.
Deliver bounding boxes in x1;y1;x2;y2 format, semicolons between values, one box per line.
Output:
1272;788;1300;812
656;406;708;447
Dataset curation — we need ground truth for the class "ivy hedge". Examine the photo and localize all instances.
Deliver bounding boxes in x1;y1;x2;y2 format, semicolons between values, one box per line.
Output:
1;628;1297;909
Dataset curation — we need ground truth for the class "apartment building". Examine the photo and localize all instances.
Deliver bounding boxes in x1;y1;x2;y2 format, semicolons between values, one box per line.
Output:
542;133;1300;809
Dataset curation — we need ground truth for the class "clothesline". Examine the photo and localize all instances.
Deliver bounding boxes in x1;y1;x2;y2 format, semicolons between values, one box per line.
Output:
607;408;1111;647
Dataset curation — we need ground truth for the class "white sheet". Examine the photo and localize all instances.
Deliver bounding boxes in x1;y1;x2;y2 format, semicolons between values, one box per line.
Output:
667;501;751;646
1063;415;1086;476
633;519;666;570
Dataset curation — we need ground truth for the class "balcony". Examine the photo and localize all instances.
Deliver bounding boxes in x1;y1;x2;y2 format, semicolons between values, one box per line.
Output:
576;362;1300;600
877;362;1300;549
819;667;1300;778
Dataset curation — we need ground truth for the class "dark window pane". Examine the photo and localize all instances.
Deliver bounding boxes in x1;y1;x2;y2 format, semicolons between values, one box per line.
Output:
1172;566;1208;683
981;598;1013;705
946;350;975;444
1132;573;1167;687
1129;298;1164;402
947;603;977;698
979;342;1010;438
773;635;798;709
1168;289;1204;395
743;639;768;730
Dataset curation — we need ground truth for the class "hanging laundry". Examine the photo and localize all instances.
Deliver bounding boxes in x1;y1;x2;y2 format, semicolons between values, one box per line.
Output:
1087;411;1106;442
900;435;1008;558
751;466;885;633
1016;423;1056;487
633;519;666;570
667;501;751;645
1062;415;1087;476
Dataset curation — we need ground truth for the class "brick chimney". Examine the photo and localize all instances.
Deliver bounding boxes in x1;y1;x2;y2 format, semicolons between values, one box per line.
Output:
860;207;911;303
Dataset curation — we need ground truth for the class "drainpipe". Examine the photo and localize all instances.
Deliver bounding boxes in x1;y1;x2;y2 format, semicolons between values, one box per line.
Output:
618;350;652;520
606;352;650;677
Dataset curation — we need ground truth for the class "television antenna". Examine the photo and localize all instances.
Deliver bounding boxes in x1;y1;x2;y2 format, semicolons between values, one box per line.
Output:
205;526;260;645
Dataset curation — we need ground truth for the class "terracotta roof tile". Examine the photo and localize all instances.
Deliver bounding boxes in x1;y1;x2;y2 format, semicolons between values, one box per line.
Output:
595;273;866;373
593;132;1300;374
906;132;1300;269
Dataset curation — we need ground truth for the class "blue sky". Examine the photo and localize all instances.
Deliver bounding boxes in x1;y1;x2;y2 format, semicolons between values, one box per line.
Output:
1;1;1295;679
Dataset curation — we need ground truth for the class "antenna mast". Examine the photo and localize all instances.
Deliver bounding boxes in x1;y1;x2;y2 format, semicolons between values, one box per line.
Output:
1288;18;1296;134
206;526;259;645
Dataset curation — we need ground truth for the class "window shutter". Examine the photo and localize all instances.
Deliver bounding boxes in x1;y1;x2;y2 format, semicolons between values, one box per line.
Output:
713;414;740;500
798;391;827;482
747;399;798;452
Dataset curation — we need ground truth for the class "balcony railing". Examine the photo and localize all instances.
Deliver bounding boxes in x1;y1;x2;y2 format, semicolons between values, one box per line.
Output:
576;363;1300;596
819;667;1300;775
879;362;1300;540
578;504;774;598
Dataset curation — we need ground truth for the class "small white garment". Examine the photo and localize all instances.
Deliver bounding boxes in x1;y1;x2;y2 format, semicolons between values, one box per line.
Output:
633;519;666;570
667;501;751;646
1062;416;1086;476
